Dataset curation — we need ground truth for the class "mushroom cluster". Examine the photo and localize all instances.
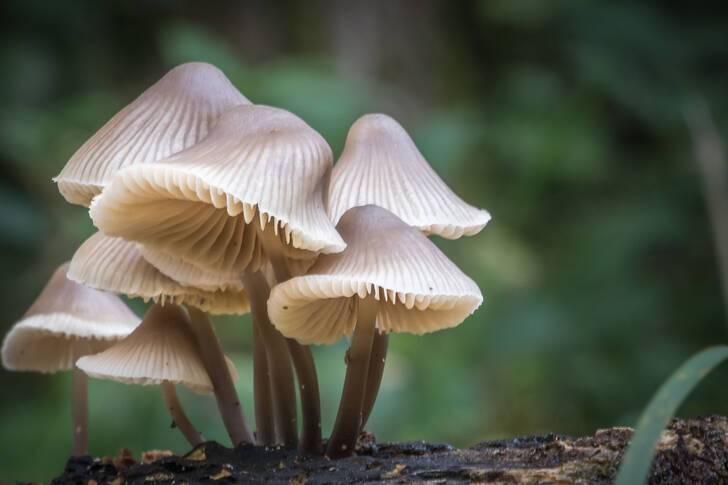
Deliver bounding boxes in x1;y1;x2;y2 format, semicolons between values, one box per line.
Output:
2;62;488;459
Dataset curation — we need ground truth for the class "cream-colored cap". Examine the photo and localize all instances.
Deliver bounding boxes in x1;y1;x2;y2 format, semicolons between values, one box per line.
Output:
1;262;139;373
55;62;250;207
267;205;483;345
139;246;244;292
89;104;346;277
328;114;491;239
76;303;238;394
68;232;250;315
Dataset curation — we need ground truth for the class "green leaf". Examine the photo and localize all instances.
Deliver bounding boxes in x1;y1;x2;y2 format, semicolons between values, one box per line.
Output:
614;345;728;485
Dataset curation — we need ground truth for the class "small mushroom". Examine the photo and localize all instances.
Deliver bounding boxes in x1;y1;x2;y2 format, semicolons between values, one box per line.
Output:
327;113;491;237
69;232;254;445
1;262;140;456
326;113;491;430
76;303;239;447
89;104;346;453
267;205;483;458
54;62;250;207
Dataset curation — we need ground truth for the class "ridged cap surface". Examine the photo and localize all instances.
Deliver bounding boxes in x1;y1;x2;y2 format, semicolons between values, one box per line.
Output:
69;232;250;315
55;62;250;206
268;205;482;345
1;262;139;373
76;303;238;394
328;114;491;238
90;105;346;275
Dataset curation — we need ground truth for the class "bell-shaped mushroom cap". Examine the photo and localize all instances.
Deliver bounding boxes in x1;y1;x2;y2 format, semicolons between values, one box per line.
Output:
76;303;238;394
327;114;491;239
267;205;483;345
1;262;140;373
139;246;244;292
89;104;346;277
55;62;251;207
68;232;250;315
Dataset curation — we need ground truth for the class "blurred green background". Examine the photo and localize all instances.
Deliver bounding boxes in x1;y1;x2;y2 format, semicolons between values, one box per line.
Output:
2;0;728;482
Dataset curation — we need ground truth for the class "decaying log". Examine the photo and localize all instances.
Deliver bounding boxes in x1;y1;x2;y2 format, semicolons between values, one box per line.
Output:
50;415;728;484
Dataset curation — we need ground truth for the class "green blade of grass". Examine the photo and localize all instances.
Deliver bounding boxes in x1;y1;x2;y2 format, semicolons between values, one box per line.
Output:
614;345;728;485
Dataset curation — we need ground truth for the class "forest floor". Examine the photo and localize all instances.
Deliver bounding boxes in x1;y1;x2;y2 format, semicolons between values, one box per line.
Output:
48;415;728;484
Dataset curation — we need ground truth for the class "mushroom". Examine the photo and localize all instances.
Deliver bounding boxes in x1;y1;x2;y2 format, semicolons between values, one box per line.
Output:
327;113;491;237
88;104;346;454
1;262;140;456
326;113;491;430
76;302;239;447
267;205;483;458
54;62;250;207
69;231;255;445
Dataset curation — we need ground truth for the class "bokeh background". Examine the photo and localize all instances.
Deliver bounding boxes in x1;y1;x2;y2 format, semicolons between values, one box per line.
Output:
2;0;728;481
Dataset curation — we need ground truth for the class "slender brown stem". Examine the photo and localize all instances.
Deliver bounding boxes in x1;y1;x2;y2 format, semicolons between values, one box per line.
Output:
326;296;378;459
242;270;298;445
360;331;389;432
161;381;204;446
71;366;88;456
268;252;323;455
286;340;323;455
186;305;254;445
252;321;276;445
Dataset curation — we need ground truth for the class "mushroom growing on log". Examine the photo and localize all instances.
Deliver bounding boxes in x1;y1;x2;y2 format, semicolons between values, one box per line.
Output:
76;303;240;447
68;232;254;445
267;205;483;458
1;262;139;456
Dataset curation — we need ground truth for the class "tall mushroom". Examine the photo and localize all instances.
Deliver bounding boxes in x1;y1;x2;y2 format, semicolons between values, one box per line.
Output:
1;262;140;456
77;303;239;447
326;113;491;429
54;62;250;207
68;232;255;445
267;205;483;458
89;104;346;454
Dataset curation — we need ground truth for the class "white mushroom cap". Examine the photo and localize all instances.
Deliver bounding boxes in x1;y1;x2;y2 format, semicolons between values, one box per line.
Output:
77;303;238;394
267;205;483;345
68;232;250;315
89;104;346;277
55;62;251;207
1;262;140;373
139;246;244;292
328;114;491;239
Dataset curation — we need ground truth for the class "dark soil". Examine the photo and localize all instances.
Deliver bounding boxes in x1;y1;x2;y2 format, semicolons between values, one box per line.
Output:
48;415;728;484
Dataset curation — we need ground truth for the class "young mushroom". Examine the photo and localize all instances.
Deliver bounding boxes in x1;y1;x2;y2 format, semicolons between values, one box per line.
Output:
54;62;250;207
1;262;140;456
326;113;491;429
76;303;239;447
267;205;483;458
88;104;346;454
69;232;254;445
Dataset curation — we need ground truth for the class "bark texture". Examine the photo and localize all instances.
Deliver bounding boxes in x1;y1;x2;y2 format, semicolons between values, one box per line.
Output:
50;415;728;484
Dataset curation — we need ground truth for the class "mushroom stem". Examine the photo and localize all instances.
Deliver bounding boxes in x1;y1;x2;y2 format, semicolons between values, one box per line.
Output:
268;254;323;455
185;305;254;445
360;331;389;432
252;321;276;446
71;365;88;456
161;381;205;446
326;296;378;459
286;340;323;455
242;270;298;445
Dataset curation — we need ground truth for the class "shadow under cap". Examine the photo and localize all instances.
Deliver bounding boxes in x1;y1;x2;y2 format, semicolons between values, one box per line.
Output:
267;205;483;346
327;113;491;238
1;262;139;373
55;62;251;207
68;232;250;315
76;303;238;394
